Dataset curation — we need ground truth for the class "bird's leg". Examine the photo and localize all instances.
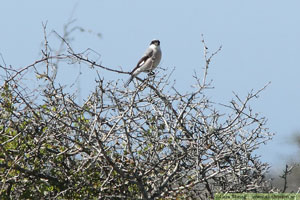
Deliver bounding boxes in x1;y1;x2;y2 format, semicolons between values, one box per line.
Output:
147;71;155;84
148;59;155;76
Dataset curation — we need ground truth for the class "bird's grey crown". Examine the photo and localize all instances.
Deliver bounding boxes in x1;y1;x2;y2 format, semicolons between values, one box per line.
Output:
150;39;160;46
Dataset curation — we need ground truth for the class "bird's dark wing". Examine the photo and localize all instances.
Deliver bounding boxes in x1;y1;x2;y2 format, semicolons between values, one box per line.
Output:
131;49;153;74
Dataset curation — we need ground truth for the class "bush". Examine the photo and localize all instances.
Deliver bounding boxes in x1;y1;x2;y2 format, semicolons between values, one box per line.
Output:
0;24;273;199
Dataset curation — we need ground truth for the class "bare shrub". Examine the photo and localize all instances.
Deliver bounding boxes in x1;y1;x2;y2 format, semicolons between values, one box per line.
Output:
0;24;273;199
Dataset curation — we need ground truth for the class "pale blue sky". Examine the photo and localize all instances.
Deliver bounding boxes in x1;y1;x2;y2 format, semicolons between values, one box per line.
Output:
1;1;300;169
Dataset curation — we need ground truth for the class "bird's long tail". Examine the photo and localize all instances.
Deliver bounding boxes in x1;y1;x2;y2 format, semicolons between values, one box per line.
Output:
124;76;134;87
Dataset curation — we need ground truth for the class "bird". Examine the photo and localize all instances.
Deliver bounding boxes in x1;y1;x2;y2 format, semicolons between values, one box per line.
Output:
124;39;162;87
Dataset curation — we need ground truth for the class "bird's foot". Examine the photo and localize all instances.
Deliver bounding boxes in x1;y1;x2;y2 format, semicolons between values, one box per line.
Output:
148;71;155;76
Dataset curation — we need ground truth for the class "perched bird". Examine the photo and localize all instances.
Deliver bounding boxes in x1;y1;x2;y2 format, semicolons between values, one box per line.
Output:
124;39;162;87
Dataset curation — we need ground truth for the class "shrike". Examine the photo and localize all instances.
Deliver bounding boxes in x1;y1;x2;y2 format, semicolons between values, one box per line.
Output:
124;39;162;87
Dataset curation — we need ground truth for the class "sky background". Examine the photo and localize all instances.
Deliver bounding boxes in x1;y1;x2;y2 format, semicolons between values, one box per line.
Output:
1;1;300;172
